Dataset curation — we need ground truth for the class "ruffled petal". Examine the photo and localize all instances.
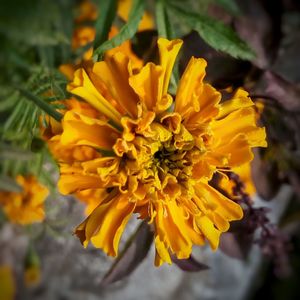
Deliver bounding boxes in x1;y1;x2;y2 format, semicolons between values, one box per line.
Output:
217;88;254;119
211;106;267;152
93;52;139;117
75;193;135;256
157;38;183;96
58;173;102;195
195;215;221;250
175;57;207;117
67;68;122;125
129;63;164;111
60;111;120;149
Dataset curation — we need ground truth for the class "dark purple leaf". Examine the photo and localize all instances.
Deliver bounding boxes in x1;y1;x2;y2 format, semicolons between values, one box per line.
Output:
100;221;153;286
234;0;282;68
251;149;281;200
172;255;209;272
254;71;300;112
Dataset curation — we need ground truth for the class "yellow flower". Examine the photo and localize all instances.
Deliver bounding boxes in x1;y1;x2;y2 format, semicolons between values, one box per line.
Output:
218;163;256;197
24;245;41;288
41;99;104;213
24;265;41;287
75;0;98;23
42;98;101;163
117;0;154;31
60;0;152;80
57;38;267;266
0;266;15;300
72;26;96;61
0;176;48;225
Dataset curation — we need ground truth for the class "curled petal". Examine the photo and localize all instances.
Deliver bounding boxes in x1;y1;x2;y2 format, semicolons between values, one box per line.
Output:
158;38;183;96
75;193;135;256
68;68;122;125
61;111;120;149
129;63;164;112
93;53;139;117
175;57;207;117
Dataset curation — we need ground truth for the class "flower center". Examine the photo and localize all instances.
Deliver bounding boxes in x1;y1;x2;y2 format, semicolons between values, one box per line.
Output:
114;115;204;200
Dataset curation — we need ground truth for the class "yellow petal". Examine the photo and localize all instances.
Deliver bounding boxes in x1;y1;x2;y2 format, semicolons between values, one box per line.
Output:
75;188;107;216
154;201;193;260
68;68;122;125
234;163;256;196
154;236;172;266
129;63;164;111
60;111;120;149
58;169;102;195
158;38;183;96
196;182;243;221
80;193;135;256
93;52;139;117
184;83;221;130
212;107;267;146
175;57;207;117
195;215;221;250
217;88;254;119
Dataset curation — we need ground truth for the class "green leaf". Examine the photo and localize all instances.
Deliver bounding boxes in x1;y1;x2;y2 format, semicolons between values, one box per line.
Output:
155;0;175;39
156;0;179;92
0;175;22;193
0;91;18;112
0;143;33;161
94;0;118;49
93;0;145;60
169;3;255;60
17;87;62;122
214;0;241;16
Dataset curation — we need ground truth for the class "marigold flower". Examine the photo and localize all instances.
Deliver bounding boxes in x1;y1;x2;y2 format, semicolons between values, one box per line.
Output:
118;0;154;31
0;175;48;225
24;246;41;287
0;266;15;300
41;99;104;214
60;0;152;80
56;38;267;266
24;265;41;287
75;0;98;23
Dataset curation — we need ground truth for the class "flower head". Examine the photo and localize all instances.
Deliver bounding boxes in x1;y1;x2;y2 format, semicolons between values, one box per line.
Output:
57;38;267;265
59;0;151;80
0;266;15;300
0;175;48;225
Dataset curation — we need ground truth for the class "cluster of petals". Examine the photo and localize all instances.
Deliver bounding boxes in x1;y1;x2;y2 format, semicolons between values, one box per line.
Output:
0;175;48;225
54;38;266;266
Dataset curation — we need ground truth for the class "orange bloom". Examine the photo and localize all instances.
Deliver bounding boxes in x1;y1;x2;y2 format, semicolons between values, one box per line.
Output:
0;176;48;225
0;266;15;300
55;38;267;266
60;0;153;80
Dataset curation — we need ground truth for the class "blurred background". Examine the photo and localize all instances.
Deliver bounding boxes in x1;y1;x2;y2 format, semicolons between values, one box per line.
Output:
0;0;300;299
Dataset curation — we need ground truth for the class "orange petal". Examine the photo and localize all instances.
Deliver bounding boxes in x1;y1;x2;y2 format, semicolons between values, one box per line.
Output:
93;53;139;117
76;193;134;256
68;68;122;125
61;111;120;150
